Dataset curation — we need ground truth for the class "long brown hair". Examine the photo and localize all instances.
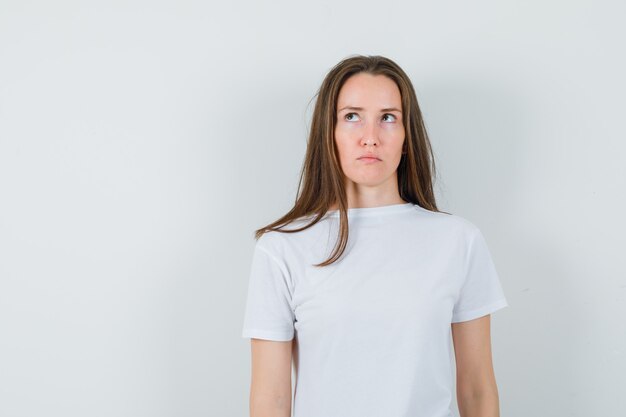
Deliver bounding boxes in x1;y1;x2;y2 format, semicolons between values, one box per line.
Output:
254;54;448;266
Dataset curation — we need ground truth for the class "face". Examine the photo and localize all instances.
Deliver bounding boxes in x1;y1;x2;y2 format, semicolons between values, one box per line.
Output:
334;72;405;195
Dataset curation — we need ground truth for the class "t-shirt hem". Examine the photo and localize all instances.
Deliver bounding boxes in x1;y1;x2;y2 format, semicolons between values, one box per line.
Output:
451;298;509;323
241;328;294;341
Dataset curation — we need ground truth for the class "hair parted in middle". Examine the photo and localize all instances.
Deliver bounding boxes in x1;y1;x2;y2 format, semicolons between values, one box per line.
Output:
255;54;448;267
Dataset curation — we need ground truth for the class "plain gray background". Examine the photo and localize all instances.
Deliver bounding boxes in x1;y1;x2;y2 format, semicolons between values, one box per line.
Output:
1;1;625;416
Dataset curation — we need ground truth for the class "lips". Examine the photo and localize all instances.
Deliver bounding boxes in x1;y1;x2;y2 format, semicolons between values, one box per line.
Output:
357;153;381;161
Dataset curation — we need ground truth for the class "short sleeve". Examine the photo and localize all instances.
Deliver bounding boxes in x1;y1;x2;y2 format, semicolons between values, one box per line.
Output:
451;227;509;323
241;243;295;341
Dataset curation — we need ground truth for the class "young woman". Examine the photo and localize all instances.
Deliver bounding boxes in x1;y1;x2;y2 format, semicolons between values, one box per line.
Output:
241;55;508;417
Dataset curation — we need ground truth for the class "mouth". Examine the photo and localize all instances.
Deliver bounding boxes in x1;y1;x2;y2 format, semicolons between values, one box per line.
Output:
357;156;381;163
357;154;381;161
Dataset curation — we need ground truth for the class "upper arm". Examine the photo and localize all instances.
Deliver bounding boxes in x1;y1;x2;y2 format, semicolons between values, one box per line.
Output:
249;338;293;416
451;314;498;398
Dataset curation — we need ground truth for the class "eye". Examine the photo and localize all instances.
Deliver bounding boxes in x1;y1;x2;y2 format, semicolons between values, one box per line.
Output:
382;113;397;122
344;112;360;122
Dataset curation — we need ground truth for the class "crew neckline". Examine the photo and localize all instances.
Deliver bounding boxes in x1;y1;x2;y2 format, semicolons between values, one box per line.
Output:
325;202;416;218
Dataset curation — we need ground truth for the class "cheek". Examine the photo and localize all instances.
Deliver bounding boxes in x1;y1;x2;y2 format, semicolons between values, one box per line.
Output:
382;124;405;148
382;122;404;134
334;141;351;163
334;127;354;152
334;123;357;138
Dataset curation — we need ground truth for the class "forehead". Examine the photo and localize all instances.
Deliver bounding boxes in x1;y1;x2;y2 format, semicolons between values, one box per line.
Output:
336;73;402;108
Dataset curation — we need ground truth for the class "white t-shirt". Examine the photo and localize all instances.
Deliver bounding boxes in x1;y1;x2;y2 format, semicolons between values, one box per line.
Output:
241;202;508;417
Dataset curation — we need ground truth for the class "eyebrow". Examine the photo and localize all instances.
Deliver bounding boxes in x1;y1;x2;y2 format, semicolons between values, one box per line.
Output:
338;106;402;113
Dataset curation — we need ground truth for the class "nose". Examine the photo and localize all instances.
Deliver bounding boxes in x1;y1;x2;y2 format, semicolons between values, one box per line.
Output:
360;118;380;147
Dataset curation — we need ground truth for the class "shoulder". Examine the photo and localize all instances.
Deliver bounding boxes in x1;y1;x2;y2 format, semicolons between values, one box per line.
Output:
254;216;326;257
412;204;482;240
254;229;285;257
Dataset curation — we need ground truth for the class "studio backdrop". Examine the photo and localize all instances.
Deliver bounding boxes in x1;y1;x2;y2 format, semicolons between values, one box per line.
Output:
0;1;624;416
